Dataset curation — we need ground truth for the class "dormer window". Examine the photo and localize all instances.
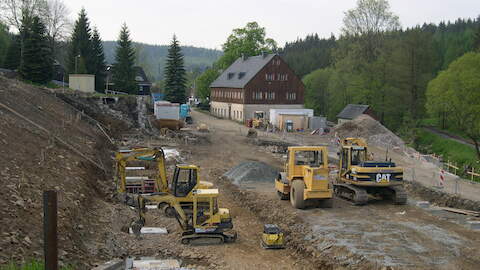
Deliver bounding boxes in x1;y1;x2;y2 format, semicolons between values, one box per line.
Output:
238;72;246;79
227;72;235;80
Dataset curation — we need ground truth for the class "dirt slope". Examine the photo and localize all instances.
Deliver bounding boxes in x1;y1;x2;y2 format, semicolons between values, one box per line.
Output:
0;77;118;267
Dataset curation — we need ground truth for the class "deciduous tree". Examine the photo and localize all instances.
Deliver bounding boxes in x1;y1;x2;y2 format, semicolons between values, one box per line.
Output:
218;22;277;69
426;52;480;159
196;67;219;100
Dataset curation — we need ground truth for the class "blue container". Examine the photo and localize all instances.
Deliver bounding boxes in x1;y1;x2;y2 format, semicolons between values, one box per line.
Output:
180;104;190;119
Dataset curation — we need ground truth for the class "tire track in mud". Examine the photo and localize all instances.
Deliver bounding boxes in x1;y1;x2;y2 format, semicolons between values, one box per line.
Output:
213;171;379;270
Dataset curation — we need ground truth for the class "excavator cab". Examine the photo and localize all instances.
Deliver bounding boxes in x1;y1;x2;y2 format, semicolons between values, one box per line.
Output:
172;165;198;197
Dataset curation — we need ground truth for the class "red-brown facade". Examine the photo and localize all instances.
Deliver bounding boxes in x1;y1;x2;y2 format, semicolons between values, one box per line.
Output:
210;55;304;105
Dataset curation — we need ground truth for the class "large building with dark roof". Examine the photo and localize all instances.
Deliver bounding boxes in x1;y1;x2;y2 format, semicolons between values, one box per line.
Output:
209;53;305;122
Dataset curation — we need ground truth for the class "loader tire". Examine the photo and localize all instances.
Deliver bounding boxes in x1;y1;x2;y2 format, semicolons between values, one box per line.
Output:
290;180;306;209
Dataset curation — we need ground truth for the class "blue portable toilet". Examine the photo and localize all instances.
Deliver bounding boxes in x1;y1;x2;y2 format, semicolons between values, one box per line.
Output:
180;104;190;118
180;104;192;124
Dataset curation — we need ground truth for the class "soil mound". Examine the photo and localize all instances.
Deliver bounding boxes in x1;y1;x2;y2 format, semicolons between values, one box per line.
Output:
224;161;279;185
335;115;405;147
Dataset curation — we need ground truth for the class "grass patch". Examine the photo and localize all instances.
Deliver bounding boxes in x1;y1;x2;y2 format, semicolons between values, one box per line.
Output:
414;128;480;179
1;260;74;270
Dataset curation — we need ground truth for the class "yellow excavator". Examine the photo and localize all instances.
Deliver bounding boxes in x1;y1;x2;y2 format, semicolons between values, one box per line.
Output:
275;146;333;209
115;147;213;215
335;138;407;205
132;189;237;245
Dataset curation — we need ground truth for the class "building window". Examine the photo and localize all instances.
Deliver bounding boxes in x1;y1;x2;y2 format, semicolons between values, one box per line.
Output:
266;92;275;100
227;72;235;80
253;92;262;100
265;73;275;81
286;92;296;100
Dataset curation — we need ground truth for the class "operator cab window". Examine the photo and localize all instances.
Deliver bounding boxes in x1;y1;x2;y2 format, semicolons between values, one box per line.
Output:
295;151;323;167
174;168;197;197
351;146;367;165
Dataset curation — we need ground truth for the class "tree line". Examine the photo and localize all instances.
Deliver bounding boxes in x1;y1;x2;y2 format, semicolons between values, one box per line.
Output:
283;0;480;158
0;1;188;102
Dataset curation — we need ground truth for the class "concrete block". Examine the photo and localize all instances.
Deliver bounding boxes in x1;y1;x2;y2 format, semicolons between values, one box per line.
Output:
91;259;123;270
133;259;180;269
467;221;480;230
416;201;430;208
129;227;168;234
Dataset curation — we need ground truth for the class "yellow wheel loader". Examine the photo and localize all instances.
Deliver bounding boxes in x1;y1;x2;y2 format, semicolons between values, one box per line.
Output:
275;146;333;209
115;147;213;215
132;189;237;245
335;138;407;205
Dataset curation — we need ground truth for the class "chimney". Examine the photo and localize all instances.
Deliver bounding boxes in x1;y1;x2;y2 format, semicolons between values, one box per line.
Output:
261;51;267;58
241;53;246;61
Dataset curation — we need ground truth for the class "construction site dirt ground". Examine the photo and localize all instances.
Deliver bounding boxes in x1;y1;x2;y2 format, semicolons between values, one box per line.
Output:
2;76;480;270
180;110;480;270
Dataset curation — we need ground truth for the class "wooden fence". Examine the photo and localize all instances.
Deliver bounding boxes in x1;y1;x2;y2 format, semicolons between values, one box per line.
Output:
467;167;480;181
444;160;479;182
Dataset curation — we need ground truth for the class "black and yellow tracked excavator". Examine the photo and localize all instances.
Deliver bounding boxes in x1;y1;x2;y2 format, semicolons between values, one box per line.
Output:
132;189;237;245
115;147;213;216
335;138;407;205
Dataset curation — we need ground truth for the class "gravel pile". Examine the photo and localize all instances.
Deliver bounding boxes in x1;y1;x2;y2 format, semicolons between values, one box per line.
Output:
335;115;405;147
224;161;279;185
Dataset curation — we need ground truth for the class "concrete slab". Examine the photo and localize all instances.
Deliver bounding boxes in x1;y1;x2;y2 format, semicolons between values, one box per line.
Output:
91;259;123;270
129;227;168;234
467;221;480;230
416;201;430;208
132;259;180;269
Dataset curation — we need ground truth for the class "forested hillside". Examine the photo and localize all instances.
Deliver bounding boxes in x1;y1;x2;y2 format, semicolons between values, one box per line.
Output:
283;17;480;132
103;41;222;81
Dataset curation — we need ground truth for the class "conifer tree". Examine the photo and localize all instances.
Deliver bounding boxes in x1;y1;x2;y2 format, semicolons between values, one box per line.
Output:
112;23;136;94
3;35;21;70
474;26;480;52
91;28;106;92
68;8;93;74
19;16;53;84
164;35;187;103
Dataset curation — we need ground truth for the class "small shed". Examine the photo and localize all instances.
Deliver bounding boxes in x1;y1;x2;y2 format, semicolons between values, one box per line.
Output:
269;109;313;128
337;104;375;124
69;74;95;93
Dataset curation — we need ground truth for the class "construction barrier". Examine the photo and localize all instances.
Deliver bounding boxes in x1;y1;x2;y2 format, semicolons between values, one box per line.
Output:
439;169;445;188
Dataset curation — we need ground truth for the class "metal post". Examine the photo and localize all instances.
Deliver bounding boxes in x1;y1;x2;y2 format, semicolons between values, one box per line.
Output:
454;177;459;194
44;190;58;270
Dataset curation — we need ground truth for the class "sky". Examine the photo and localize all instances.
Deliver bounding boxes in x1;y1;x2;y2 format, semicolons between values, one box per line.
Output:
63;0;480;49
